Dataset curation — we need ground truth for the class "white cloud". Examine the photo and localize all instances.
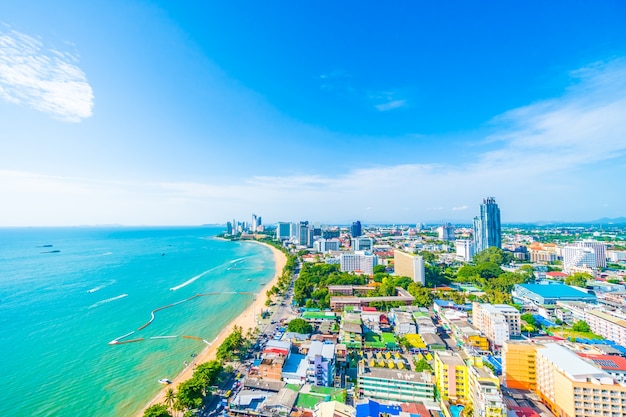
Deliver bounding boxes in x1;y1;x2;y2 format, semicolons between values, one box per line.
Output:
0;27;93;122
1;59;625;225
375;99;407;112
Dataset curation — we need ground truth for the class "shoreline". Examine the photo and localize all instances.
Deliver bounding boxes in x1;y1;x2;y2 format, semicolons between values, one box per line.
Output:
136;239;287;416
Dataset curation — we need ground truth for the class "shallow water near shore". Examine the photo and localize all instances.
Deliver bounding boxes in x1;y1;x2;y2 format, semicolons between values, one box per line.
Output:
0;226;275;416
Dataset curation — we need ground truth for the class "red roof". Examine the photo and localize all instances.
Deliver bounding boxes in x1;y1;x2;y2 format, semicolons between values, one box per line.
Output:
546;271;568;278
509;407;540;417
362;307;377;312
401;403;430;417
578;354;626;371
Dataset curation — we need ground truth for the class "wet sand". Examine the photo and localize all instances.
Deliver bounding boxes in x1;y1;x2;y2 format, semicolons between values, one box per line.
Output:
136;240;287;416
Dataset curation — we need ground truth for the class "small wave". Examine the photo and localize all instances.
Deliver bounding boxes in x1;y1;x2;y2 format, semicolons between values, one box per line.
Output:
87;280;116;293
102;252;113;256
89;294;128;309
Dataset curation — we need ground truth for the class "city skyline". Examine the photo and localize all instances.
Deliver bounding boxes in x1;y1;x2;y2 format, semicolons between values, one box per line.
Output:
1;2;625;226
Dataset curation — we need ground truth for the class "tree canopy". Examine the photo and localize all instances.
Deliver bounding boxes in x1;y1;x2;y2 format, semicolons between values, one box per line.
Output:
565;272;592;288
287;318;313;334
472;247;514;266
143;404;172;417
572;320;591;333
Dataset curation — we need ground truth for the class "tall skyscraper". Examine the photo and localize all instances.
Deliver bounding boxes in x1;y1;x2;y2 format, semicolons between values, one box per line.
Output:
351;220;362;237
473;197;501;254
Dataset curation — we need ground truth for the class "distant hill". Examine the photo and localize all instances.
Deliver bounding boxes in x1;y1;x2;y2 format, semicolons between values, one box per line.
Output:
586;217;626;225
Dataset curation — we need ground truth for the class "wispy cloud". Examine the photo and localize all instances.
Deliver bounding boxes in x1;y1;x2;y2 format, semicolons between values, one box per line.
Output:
0;26;93;122
319;69;407;111
369;90;408;112
452;205;468;211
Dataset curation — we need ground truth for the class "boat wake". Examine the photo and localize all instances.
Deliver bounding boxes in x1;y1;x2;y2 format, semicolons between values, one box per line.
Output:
89;294;128;309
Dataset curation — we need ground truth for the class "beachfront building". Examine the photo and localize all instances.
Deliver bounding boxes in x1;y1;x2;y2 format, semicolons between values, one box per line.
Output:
472;303;520;349
339;251;378;275
305;340;336;387
357;362;435;403
393;250;425;284
434;351;469;404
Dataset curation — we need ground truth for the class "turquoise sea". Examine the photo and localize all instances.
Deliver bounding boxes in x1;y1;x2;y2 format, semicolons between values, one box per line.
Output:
0;226;275;416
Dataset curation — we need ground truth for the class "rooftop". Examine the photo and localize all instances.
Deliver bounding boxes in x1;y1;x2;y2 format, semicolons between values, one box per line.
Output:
537;343;610;381
578;353;626;371
516;283;596;299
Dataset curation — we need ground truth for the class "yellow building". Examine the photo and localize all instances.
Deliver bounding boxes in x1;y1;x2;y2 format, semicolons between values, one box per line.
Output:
502;340;542;391
393;250;425;284
535;343;626;417
465;333;490;352
434;351;469;404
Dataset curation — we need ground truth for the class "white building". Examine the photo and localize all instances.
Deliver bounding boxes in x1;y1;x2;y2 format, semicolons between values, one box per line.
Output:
351;237;373;251
438;223;455;241
562;245;597;273
472;303;521;348
314;238;340;253
339;251;378;275
455;239;475;262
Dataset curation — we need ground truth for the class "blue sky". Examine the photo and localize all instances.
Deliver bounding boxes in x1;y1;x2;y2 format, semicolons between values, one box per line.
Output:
0;1;625;226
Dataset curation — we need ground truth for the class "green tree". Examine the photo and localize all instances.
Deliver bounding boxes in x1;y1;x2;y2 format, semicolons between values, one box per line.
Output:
143;404;172;417
565;272;592;287
373;265;386;274
521;313;537;327
175;377;204;411
407;282;434;307
414;357;433;372
473;247;514;265
572;320;591;333
418;251;437;263
287;318;313;334
163;388;176;416
194;360;223;393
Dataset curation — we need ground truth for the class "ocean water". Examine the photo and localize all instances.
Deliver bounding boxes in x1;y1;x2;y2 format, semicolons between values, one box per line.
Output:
0;226;275;416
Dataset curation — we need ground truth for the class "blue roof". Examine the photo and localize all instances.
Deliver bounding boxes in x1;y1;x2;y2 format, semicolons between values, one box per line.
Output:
516;283;596;299
356;400;402;417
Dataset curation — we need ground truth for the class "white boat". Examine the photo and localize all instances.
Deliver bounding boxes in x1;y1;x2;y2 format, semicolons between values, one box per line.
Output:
158;378;172;384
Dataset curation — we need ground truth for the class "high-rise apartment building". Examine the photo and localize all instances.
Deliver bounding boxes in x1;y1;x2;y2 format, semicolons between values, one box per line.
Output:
393;250;425;285
276;222;292;241
473;197;501;254
351;221;362;237
438;223;455;241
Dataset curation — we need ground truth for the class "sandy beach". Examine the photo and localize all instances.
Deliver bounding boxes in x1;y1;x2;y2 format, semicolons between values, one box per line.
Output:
137;239;287;416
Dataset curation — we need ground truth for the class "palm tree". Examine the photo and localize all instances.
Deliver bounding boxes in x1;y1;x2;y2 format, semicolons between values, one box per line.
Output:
164;388;176;416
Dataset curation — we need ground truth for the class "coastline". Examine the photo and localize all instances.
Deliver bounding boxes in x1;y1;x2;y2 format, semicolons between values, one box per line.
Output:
136;239;287;416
